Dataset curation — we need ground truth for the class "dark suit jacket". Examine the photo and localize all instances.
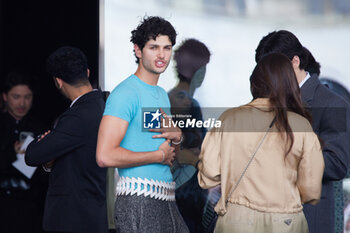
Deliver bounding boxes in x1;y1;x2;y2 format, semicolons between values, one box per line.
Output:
301;74;350;233
25;90;108;233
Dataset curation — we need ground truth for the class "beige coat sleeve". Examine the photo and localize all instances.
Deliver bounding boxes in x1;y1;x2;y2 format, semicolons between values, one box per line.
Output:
297;131;324;205
197;127;222;189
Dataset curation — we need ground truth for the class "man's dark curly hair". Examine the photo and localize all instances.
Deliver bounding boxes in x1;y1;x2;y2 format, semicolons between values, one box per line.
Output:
46;46;89;86
130;16;177;63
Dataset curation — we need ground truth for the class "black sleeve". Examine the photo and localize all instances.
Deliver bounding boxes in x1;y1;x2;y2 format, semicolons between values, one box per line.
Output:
25;113;84;166
319;100;350;181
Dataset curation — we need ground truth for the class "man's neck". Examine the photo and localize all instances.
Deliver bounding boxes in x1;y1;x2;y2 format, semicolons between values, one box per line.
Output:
175;81;190;93
296;69;308;85
7;111;22;121
134;66;160;86
66;84;93;102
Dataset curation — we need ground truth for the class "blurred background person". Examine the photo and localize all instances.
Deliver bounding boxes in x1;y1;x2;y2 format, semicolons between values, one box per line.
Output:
0;93;4;112
168;38;210;232
169;38;210;185
0;71;48;233
198;53;324;233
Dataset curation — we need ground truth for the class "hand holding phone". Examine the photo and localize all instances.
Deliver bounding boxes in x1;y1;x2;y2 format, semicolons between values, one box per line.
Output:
14;141;25;154
19;131;34;142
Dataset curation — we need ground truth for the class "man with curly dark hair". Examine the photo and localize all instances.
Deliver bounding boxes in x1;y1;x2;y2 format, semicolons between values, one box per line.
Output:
97;16;189;232
130;16;177;64
25;46;108;233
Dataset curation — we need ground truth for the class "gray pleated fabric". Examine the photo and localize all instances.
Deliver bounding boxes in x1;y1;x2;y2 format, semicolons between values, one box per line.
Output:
114;194;189;233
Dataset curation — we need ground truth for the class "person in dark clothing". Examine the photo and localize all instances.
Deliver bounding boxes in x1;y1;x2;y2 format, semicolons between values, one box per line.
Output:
0;71;48;233
25;46;108;233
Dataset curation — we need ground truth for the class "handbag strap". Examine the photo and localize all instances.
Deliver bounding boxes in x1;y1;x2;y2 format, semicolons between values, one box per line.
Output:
225;117;276;206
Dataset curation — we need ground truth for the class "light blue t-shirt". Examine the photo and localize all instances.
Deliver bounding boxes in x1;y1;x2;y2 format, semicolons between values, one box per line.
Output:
103;74;173;182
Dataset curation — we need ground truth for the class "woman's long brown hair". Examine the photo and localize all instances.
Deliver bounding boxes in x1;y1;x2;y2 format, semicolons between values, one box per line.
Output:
250;53;311;155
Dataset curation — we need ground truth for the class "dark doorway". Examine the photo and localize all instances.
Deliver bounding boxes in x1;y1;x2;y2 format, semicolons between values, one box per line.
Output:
0;0;100;127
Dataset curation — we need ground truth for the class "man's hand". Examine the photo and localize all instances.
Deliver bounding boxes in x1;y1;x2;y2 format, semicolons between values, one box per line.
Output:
158;139;176;166
37;130;51;142
42;160;55;172
14;141;25;154
149;108;182;143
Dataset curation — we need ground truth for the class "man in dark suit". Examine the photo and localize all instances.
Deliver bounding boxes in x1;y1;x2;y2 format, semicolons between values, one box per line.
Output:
25;46;108;233
255;30;350;233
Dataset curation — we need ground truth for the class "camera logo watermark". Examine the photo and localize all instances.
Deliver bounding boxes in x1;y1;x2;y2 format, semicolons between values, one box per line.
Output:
143;109;162;129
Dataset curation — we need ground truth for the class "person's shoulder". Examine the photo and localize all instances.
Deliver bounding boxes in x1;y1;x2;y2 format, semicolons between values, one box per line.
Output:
104;76;141;118
314;80;349;107
80;91;105;112
120;75;140;88
0;112;9;129
158;85;168;94
156;86;171;107
217;104;253;128
167;87;177;96
219;107;240;120
287;111;313;132
219;103;255;119
215;106;252;133
157;85;170;100
0;111;13;120
109;75;139;97
88;90;105;105
0;111;6;120
191;96;200;105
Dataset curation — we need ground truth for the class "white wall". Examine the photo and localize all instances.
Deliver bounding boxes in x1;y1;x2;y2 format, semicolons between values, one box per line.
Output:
104;0;350;110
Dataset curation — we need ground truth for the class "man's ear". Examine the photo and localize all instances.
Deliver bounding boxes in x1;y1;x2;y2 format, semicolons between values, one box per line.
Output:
55;77;63;89
87;68;90;78
134;44;142;59
2;92;7;102
291;56;300;69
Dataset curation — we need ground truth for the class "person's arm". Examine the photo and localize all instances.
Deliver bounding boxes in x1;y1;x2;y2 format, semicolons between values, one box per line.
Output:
297;131;324;205
36;130;54;172
96;115;175;168
319;103;350;180
197;127;222;189
25;114;84;166
317;100;350;181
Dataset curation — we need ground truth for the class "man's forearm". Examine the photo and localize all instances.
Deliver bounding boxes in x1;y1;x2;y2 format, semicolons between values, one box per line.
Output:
96;146;163;168
322;150;348;181
25;141;51;166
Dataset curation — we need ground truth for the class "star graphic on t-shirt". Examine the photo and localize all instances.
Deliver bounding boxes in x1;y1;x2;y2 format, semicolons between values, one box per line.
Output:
150;109;162;122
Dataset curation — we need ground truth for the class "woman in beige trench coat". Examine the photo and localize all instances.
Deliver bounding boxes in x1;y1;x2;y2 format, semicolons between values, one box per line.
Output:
198;53;324;233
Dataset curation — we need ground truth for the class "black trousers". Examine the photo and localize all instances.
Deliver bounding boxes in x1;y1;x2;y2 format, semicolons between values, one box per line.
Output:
0;192;45;233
